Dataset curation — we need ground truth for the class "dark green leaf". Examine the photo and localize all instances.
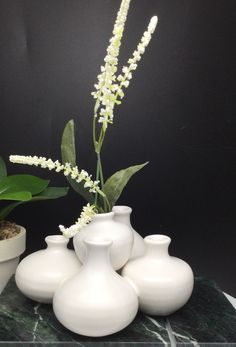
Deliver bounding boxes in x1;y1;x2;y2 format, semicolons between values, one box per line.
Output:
30;187;69;201
103;162;149;208
0;157;7;181
0;191;32;201
0;175;49;197
0;187;69;220
61;119;94;204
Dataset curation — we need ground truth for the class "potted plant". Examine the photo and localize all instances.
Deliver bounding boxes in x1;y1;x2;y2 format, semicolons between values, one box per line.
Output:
0;156;68;293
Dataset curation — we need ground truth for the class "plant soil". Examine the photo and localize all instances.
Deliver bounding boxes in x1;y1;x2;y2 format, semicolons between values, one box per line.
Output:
0;221;21;240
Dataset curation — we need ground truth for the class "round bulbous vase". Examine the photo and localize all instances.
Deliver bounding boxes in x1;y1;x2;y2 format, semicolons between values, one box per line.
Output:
15;235;81;303
53;239;139;337
112;206;145;260
121;234;194;316
73;212;133;270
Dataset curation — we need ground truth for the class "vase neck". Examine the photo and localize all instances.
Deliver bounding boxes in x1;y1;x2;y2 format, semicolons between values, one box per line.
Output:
45;235;69;250
112;206;132;228
144;235;171;259
83;239;113;271
91;212;114;224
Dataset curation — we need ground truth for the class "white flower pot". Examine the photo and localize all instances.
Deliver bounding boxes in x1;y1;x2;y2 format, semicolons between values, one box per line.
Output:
53;239;138;337
122;234;194;316
112;206;145;260
15;235;81;303
0;225;26;294
73;212;133;270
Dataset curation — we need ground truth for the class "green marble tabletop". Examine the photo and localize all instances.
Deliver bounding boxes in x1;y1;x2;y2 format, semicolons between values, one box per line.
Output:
0;277;236;346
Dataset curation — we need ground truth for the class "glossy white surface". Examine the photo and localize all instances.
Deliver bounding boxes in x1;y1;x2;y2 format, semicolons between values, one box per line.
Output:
112;206;145;260
73;212;133;270
122;234;194;316
0;226;26;294
53;239;138;337
15;235;81;303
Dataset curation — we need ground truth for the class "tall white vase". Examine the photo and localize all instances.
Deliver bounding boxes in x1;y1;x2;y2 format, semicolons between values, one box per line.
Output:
15;235;81;303
112;206;145;260
53;239;138;337
73;212;133;270
122;234;194;316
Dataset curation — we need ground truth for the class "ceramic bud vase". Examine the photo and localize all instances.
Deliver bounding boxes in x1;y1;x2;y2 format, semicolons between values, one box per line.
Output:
15;235;81;303
53;239;138;337
112;206;145;260
73;212;133;270
122;234;194;316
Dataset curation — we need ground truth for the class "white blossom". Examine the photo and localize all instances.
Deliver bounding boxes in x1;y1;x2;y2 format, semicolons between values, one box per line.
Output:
9;155;102;194
115;16;158;100
59;203;97;238
92;0;131;129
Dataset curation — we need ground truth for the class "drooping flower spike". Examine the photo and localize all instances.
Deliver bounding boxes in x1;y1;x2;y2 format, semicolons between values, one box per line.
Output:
59;203;97;238
9;155;103;195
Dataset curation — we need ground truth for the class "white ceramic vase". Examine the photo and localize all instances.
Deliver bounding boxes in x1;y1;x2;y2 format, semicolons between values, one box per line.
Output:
53;238;138;337
73;212;133;270
122;234;194;316
112;206;145;260
15;235;81;303
0;226;26;294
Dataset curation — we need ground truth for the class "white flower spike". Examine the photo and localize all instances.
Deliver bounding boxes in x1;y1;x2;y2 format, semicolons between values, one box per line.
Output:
9;155;102;195
59;203;97;238
92;6;158;130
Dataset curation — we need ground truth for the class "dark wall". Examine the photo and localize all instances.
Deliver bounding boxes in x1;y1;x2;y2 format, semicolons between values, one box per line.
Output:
0;0;236;296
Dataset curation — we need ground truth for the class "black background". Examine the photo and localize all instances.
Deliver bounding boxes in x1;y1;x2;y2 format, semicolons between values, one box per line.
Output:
0;0;236;296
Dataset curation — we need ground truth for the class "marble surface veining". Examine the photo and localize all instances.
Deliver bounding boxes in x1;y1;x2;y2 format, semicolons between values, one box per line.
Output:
0;277;236;346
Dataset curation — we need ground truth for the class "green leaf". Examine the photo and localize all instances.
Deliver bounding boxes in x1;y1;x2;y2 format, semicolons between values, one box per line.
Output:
0;191;32;201
0;175;49;198
30;187;69;201
61;119;94;204
61;119;76;166
103;162;149;209
0;187;69;221
0;157;7;181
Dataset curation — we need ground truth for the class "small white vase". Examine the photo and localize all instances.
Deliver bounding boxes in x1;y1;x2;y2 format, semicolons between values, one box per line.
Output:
112;206;145;260
53;239;138;337
122;234;194;316
73;212;133;270
15;235;81;303
0;226;26;294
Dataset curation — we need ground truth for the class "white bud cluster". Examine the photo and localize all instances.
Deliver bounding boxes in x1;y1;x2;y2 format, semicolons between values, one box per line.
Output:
59;203;97;238
92;4;158;130
91;0;131;129
9;155;101;194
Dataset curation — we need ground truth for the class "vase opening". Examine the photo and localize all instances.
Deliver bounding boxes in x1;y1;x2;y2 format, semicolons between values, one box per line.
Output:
92;212;114;221
145;234;171;244
112;206;132;214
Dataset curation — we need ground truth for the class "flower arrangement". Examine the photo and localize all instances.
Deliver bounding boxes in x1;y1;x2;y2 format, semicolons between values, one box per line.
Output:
10;0;158;238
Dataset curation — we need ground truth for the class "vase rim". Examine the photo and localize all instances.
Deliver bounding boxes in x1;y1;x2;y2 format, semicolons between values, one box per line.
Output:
45;235;68;244
93;211;114;219
144;234;171;244
112;206;132;213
